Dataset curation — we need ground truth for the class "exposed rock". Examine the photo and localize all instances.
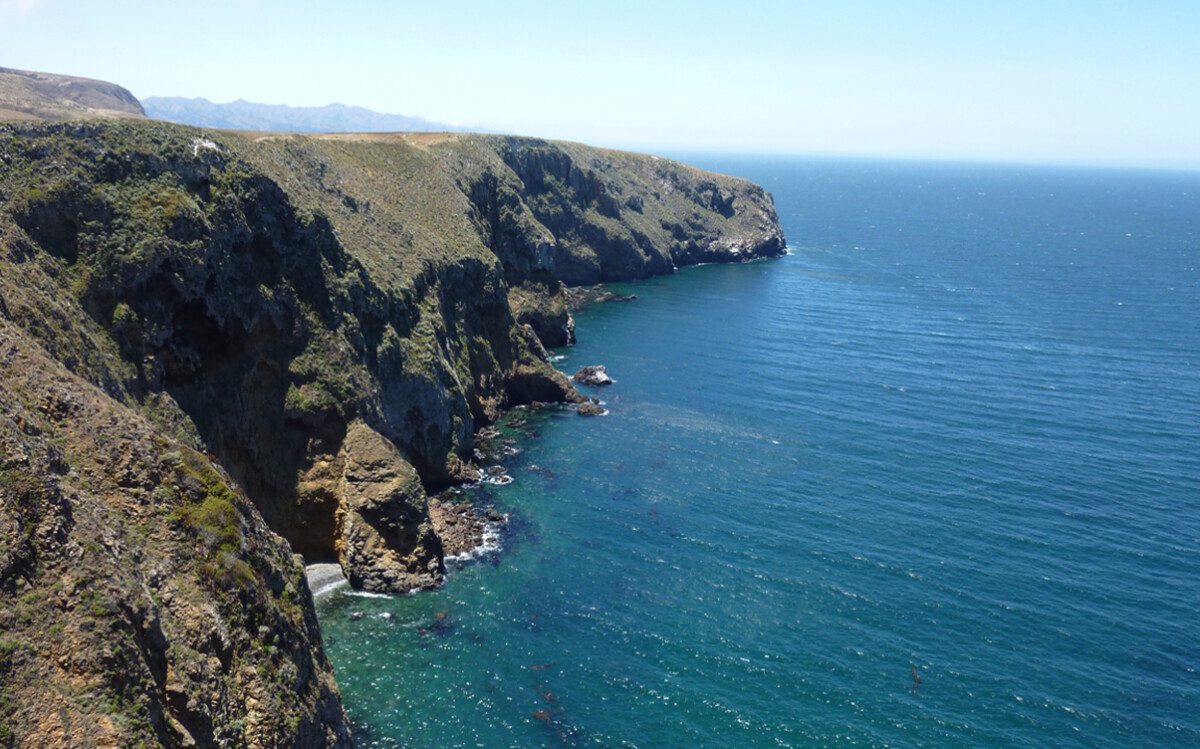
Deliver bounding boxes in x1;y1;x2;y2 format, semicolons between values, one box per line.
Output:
509;280;575;348
564;285;638;311
429;498;505;558
573;365;614;386
578;403;606;417
337;421;443;593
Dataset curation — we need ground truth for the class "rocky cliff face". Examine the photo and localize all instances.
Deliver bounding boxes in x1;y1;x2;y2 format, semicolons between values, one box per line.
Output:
0;119;784;746
0;320;350;747
438;135;786;345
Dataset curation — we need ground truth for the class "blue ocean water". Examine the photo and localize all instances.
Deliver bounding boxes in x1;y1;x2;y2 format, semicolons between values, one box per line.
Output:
316;158;1200;748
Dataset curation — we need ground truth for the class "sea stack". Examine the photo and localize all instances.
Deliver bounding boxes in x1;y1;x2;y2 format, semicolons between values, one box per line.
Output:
573;365;615;386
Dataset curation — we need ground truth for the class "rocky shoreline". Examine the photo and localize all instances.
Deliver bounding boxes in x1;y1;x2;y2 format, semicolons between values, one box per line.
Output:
414;415;531;565
564;284;639;311
307;389;622;599
431;498;506;559
307;390;618;598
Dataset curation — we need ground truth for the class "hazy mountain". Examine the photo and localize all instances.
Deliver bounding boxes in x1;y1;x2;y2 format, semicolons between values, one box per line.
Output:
141;96;472;133
0;66;144;121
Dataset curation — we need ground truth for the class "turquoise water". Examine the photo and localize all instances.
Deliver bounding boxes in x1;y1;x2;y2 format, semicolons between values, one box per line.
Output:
316;158;1200;747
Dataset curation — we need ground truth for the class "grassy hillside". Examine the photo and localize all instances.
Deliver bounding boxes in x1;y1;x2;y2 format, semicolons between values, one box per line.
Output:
0;67;145;122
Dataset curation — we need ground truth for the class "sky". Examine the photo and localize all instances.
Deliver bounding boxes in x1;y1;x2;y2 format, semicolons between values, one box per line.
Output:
2;0;1198;169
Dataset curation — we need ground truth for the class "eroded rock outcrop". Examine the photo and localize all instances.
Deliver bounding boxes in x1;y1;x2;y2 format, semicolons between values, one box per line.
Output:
336;421;443;592
577;402;606;417
573;365;614;386
446;135;785;349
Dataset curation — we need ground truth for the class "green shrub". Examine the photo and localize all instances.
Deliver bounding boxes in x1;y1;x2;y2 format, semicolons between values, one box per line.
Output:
170;454;256;588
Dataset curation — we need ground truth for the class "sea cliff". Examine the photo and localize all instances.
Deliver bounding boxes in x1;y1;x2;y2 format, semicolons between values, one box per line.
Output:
0;118;784;746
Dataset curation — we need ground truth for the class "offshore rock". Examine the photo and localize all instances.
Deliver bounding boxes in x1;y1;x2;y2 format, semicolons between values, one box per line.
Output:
564;284;638;311
573;365;614;386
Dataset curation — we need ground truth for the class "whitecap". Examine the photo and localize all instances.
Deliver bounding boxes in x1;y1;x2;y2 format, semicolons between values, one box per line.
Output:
444;516;506;564
344;589;391;599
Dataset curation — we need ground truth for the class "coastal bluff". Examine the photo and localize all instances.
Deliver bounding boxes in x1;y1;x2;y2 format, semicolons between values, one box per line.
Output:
0;76;785;747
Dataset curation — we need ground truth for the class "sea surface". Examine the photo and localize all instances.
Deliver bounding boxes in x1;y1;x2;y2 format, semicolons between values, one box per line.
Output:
315;157;1200;747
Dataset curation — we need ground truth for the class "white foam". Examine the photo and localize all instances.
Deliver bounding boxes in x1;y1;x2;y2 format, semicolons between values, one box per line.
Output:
311;578;348;598
460;467;486;487
305;562;348;598
345;589;391;599
444;516;506;564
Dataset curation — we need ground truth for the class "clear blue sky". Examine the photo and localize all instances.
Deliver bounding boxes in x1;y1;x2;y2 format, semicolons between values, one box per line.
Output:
2;0;1198;169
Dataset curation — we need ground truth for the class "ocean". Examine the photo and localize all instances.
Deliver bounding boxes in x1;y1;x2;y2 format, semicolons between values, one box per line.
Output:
315;157;1200;747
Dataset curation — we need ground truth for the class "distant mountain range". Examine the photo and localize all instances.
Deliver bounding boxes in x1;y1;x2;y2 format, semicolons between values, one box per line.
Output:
141;96;473;133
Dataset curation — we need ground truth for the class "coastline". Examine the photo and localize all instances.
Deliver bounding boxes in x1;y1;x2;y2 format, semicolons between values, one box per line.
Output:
305;274;721;600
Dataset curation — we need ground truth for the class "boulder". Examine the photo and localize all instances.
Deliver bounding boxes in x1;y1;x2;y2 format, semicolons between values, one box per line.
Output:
573;365;614;386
